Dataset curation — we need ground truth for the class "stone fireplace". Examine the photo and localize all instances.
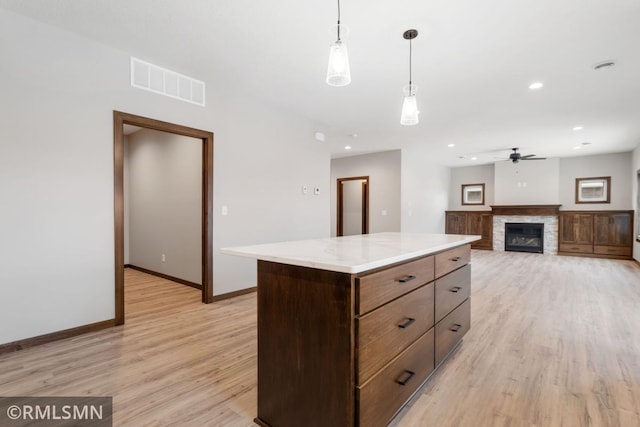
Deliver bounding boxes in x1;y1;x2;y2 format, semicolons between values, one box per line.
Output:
491;205;560;255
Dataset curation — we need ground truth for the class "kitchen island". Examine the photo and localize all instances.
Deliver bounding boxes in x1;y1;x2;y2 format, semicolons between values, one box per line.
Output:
222;232;480;427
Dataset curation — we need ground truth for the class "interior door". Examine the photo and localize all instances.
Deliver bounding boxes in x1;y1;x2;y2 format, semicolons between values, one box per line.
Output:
337;176;369;237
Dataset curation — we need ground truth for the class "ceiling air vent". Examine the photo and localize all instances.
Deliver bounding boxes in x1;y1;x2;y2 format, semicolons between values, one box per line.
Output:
130;57;205;106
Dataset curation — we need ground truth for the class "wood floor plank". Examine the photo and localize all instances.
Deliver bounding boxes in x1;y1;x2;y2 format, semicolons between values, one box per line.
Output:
1;254;639;426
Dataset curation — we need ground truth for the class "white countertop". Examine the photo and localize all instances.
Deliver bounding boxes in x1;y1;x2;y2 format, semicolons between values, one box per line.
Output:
221;232;480;274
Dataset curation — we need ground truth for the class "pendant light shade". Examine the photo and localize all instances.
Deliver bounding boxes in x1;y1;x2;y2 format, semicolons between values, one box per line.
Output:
326;1;351;87
400;29;419;126
400;84;419;126
326;27;351;86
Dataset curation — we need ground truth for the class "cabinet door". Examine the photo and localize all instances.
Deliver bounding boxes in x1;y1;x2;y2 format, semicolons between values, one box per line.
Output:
574;214;594;244
559;213;593;244
595;213;632;246
558;214;576;244
466;213;492;249
445;213;466;235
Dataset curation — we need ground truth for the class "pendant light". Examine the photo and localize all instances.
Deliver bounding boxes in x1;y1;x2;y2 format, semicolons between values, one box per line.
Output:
326;0;351;86
400;29;419;126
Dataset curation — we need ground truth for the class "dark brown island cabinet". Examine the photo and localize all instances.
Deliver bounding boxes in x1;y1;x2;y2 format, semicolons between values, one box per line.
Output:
222;232;480;427
558;210;634;259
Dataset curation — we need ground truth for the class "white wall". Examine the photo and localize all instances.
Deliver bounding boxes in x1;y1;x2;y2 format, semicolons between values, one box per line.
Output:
0;9;331;345
401;146;451;233
449;164;494;210
559;152;632;210
494;158;560;205
451;153;633;211
632;145;640;262
330;151;401;237
127;129;202;284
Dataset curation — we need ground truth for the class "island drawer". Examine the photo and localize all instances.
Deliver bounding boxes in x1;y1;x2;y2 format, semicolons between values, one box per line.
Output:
559;243;593;254
357;255;434;315
435;245;470;279
435;298;470;366
357;328;435;427
435;264;471;323
594;245;632;256
357;283;434;385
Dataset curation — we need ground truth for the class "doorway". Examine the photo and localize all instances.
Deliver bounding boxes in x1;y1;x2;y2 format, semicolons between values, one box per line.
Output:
113;111;213;325
337;176;369;236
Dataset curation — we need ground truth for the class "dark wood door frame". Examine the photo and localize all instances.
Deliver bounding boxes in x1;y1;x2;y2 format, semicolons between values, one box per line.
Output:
113;111;214;325
337;176;369;237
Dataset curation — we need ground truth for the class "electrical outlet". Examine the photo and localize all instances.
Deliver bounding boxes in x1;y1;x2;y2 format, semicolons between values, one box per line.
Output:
302;186;308;194
314;187;320;195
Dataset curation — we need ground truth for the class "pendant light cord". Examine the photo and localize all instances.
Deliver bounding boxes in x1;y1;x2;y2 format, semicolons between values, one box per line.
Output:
409;38;412;87
337;0;341;41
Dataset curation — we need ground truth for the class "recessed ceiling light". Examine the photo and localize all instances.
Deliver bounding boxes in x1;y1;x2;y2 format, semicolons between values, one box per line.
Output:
529;82;544;90
344;145;352;150
573;126;583;131
447;144;455;148
573;146;581;150
471;156;478;160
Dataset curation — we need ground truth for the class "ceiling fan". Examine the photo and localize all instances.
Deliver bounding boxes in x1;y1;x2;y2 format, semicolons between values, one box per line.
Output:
505;147;546;164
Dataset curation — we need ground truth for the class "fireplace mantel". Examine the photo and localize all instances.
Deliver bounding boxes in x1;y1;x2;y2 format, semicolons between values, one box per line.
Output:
491;205;561;216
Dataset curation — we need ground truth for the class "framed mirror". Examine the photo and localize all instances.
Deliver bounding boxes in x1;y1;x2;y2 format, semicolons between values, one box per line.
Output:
575;176;610;204
461;183;485;206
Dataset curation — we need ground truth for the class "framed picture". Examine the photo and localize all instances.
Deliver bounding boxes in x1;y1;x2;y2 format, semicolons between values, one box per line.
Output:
575;176;611;204
461;183;485;205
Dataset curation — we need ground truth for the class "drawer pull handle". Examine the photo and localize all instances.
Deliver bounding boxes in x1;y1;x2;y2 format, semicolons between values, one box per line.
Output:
450;286;462;293
450;323;462;332
398;275;416;283
395;370;415;386
451;256;461;262
398;317;416;329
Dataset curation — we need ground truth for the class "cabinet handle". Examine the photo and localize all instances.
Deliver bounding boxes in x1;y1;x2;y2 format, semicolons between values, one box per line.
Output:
398;275;416;283
451;256;461;262
450;286;462;293
395;370;415;386
450;323;462;332
397;317;416;329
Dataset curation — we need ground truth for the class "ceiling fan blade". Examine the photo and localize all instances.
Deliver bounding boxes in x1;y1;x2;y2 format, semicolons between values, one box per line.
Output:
521;157;547;160
520;154;536;159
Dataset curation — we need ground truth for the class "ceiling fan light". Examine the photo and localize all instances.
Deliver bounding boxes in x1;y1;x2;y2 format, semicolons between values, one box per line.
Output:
400;84;419;126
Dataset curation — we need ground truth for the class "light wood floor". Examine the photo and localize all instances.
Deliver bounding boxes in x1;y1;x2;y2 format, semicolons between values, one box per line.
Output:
1;253;639;426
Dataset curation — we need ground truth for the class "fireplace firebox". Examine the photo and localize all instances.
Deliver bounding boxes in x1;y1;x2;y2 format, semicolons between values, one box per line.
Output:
505;223;544;253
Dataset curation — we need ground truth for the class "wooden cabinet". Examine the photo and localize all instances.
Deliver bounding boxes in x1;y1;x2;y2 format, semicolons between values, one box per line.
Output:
558;211;633;259
445;212;467;235
593;212;633;256
255;244;472;427
445;211;493;250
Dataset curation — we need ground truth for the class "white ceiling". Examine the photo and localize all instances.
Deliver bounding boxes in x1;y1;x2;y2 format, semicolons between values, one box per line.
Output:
2;0;639;166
